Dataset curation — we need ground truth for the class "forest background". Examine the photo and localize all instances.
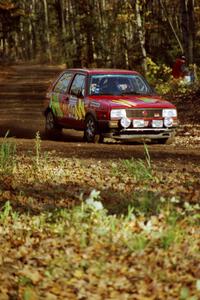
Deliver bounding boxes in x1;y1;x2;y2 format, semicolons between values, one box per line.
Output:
1;1;200;299
0;0;198;76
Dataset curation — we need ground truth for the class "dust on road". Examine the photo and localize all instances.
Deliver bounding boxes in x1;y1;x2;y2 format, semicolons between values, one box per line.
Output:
0;64;200;164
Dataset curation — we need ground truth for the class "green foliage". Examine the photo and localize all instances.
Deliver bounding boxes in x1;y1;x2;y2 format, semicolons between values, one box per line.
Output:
0;132;16;173
35;131;41;167
112;144;152;181
180;286;198;300
146;57;200;97
121;158;152;180
157;77;199;96
160;225;183;249
0;201;18;223
125;233;149;251
130;191;162;216
146;57;172;85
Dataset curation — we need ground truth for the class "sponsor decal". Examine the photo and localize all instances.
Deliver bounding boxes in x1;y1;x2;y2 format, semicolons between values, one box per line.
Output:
50;94;86;120
138;97;159;103
112;99;136;107
50;93;63;117
68;97;86;120
90;101;101;108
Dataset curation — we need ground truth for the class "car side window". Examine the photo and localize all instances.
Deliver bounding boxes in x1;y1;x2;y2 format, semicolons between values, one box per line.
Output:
54;72;73;94
70;74;86;97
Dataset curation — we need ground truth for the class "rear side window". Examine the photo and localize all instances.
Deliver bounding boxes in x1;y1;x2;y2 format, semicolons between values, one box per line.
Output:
54;72;73;94
70;74;86;96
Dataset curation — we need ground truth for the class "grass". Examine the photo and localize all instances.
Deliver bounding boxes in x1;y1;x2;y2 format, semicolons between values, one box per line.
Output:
0;131;16;173
35;131;41;167
112;143;153;181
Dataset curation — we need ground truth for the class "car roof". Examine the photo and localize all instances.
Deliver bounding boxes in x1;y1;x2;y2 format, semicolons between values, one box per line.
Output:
66;68;139;75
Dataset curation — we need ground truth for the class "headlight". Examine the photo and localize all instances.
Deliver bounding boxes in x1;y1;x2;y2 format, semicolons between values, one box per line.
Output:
120;117;131;128
164;117;173;127
162;109;177;118
110;109;126;119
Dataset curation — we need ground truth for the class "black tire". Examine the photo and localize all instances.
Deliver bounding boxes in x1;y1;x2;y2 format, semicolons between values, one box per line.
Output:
84;115;101;143
154;137;173;145
45;111;62;139
157;138;168;144
98;134;104;143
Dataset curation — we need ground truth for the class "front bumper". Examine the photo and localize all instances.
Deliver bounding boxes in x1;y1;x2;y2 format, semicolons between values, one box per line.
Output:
98;120;176;140
106;128;175;140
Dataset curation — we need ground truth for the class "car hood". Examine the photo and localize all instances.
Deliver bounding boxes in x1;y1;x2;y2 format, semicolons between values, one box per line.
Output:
88;94;175;109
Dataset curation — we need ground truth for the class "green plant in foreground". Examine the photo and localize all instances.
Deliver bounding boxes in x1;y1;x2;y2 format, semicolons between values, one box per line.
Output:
0;201;18;223
120;143;152;181
0;131;16;173
179;286;198;300
160;224;183;249
126;233;149;252
130;191;162;217
35;131;41;166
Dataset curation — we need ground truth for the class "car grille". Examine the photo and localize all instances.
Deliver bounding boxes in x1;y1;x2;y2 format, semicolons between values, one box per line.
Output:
126;109;162;118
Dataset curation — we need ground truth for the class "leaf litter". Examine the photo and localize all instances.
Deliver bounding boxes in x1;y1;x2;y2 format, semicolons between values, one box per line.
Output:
0;144;199;299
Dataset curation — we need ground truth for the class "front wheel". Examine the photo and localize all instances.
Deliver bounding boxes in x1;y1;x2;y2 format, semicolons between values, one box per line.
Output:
156;138;169;144
84;115;101;143
154;137;174;145
45;111;62;139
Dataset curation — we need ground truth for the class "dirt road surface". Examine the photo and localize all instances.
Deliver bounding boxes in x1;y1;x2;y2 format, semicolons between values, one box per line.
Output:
0;64;200;164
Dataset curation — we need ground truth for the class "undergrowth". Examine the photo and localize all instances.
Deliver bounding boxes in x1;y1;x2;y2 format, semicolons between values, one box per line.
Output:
0;134;200;299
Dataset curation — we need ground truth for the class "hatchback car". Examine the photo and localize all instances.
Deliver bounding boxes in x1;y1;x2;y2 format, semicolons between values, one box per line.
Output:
44;69;178;143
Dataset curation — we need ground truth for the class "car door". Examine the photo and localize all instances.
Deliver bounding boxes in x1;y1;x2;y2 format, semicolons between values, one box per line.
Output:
50;72;73;124
66;73;87;129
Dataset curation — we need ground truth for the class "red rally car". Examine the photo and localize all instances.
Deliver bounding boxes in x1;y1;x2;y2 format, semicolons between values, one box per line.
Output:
44;69;178;144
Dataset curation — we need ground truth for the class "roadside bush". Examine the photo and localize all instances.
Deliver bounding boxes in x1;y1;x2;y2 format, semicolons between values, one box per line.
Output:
146;56;200;97
146;57;172;85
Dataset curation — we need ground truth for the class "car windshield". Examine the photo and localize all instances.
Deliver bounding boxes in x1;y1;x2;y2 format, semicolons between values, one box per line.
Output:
88;74;153;96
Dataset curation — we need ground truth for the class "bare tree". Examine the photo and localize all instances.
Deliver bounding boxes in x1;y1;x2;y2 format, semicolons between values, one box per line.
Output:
132;0;147;74
159;0;184;54
180;0;195;63
43;0;52;62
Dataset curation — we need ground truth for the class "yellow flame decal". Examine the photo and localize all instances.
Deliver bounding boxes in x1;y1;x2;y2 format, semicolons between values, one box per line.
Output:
112;99;136;107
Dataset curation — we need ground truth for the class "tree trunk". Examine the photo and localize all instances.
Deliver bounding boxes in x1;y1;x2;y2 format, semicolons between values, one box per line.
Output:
85;1;94;66
43;0;52;63
135;0;147;74
30;0;37;59
159;0;184;54
57;0;68;62
180;0;195;63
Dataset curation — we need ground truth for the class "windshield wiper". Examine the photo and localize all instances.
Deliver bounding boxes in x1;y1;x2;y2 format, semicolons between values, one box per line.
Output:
97;92;121;96
120;90;154;96
120;90;141;95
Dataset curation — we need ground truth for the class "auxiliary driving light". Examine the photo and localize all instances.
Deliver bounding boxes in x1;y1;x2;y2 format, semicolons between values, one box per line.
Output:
164;117;173;127
120;117;131;128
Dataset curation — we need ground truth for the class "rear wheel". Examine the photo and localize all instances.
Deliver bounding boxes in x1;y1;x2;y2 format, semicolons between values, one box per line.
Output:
45;111;62;138
84;115;102;143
